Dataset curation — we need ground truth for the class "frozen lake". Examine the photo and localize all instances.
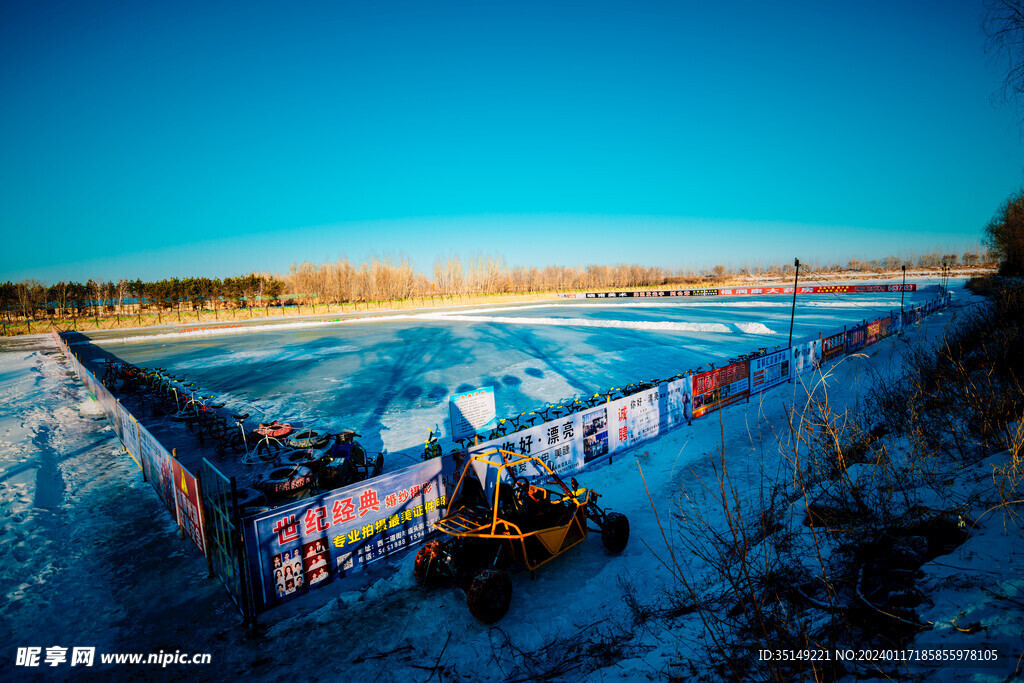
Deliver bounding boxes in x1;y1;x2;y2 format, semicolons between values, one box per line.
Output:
79;284;936;464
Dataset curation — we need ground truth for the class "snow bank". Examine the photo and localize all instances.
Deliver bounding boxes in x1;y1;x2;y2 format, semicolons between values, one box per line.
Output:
425;312;779;334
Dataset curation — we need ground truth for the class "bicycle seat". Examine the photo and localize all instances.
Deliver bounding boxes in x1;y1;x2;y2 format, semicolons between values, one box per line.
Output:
209;403;225;409
233;413;250;421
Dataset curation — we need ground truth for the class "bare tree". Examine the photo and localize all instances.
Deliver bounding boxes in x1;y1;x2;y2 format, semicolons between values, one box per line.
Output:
985;0;1024;108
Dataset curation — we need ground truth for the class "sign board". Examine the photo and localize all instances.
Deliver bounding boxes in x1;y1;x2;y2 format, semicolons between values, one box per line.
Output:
750;350;791;394
794;339;822;375
822;331;846;362
171;459;206;556
139;425;176;517
449;386;498;440
243;456;455;613
691;362;750;418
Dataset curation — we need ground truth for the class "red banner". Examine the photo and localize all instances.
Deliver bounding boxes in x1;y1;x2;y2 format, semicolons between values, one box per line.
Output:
171;459;207;556
691;362;750;418
822;331;846;361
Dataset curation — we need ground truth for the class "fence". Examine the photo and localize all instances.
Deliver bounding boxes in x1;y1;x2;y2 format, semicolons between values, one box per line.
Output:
50;289;951;621
49;330;239;601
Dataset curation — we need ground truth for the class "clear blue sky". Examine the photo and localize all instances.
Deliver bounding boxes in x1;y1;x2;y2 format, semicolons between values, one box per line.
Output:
2;0;1021;284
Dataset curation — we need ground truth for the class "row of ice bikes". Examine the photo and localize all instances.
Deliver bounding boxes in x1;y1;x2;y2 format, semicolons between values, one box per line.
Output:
101;361;384;513
421;345;784;459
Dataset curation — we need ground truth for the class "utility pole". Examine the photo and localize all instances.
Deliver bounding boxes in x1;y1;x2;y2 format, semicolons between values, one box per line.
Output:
788;258;800;349
901;264;906;311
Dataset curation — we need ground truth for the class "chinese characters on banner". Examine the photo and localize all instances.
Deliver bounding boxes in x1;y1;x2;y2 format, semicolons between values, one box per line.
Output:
170;459;206;555
691;362;750;418
469;414;584;487
749;350;790;395
822;331;846;362
846;324;867;354
117;403;141;468
244;456;456;613
865;320;881;346
469;377;695;484
582;284;916;299
449;386;498;440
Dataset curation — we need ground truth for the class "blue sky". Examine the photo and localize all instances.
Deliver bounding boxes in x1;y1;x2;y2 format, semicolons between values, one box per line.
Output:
1;0;1021;284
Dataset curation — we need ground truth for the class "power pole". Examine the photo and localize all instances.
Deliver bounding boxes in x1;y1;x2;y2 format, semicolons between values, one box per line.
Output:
901;264;906;311
788;258;800;349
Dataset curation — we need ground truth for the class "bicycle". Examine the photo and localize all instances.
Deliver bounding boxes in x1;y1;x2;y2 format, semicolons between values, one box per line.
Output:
217;414;288;464
424;428;443;460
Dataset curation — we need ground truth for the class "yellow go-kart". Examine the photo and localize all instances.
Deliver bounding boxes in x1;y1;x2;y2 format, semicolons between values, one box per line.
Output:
414;449;629;623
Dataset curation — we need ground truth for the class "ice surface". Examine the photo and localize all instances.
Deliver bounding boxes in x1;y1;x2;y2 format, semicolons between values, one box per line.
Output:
83;286;933;465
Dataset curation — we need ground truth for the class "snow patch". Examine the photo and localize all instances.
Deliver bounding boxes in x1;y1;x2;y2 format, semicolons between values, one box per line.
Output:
421;313;735;333
735;322;775;334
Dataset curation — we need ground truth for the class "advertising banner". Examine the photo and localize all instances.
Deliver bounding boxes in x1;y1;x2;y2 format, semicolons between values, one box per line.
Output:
243;456;455;613
582;283;917;299
170;459;206;555
877;317;891;339
664;376;693;428
865;320;881;346
469;379;694;486
794;339;822;375
822;331;846;362
139;425;176;517
691;362;750;418
846;324;867;354
449;386;498;440
750;350;791;394
116;403;141;469
470;412;586;481
890;311;902;335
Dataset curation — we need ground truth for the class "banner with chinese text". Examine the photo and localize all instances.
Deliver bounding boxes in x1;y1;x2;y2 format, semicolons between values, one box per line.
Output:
691;362;750;418
243;456;456;613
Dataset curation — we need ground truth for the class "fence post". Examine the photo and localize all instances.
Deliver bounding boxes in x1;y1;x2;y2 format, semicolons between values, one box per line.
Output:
230;476;254;626
197;472;215;578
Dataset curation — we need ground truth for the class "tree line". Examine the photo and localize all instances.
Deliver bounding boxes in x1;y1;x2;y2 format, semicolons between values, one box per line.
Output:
0;248;997;322
0;275;284;322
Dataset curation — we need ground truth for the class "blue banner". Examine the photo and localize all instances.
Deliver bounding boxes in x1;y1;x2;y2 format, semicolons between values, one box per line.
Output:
846;324;867;354
243;456;457;613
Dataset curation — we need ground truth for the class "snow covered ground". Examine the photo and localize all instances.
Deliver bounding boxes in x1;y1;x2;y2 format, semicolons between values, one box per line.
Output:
3;278;1021;681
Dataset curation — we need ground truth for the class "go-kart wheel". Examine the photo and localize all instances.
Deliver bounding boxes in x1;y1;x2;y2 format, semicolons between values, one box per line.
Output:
414;540;447;586
601;512;630;554
466;569;512;624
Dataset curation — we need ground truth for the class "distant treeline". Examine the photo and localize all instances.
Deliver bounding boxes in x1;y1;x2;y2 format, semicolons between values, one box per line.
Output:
0;275;285;321
0;249;994;321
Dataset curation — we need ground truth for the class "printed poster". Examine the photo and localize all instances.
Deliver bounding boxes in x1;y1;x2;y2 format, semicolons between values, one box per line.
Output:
244;456;455;613
750;350;791;394
171;459;207;555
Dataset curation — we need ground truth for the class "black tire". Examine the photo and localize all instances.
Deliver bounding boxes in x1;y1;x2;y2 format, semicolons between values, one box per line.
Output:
282;448;325;471
287;430;330;449
414;540;448;586
258;466;314;497
601;512;630;554
466;569;512;624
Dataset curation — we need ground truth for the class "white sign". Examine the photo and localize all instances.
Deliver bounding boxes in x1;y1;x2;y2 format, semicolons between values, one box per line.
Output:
449;386;498;440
